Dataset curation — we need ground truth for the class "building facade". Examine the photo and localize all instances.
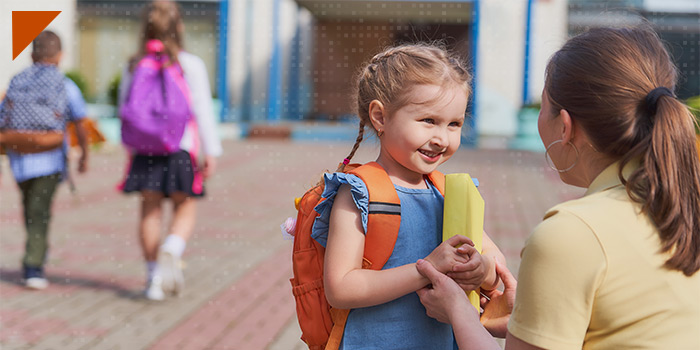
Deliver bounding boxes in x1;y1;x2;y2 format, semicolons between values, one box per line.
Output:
3;0;695;141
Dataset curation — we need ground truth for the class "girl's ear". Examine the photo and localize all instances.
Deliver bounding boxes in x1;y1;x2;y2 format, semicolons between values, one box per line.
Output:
368;100;386;133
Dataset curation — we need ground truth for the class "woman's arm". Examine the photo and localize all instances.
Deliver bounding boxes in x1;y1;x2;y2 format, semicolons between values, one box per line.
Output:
324;184;471;309
416;258;501;350
416;259;543;350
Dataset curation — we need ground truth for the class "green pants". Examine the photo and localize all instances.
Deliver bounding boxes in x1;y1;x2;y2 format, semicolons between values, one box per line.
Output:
18;173;61;268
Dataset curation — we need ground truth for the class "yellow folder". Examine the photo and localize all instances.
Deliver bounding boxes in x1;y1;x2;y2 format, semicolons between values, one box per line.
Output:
442;173;484;311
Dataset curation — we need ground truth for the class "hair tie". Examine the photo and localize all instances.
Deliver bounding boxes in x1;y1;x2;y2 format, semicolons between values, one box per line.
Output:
645;87;674;115
146;39;164;54
342;158;350;165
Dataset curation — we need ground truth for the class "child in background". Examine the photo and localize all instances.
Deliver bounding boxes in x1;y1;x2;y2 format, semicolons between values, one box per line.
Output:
312;44;504;349
0;30;89;290
118;0;222;301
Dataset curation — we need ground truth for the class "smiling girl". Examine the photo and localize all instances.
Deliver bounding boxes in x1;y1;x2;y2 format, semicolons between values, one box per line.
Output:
311;43;504;349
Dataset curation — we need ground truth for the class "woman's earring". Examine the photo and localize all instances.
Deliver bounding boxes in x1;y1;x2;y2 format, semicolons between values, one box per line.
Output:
377;129;384;137
545;140;579;172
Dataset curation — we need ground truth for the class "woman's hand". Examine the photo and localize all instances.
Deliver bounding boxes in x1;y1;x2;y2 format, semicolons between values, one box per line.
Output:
479;261;517;338
417;259;505;350
447;244;487;291
416;258;471;324
424;235;473;274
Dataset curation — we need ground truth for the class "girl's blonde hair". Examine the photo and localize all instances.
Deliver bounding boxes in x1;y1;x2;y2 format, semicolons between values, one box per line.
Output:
545;25;700;276
130;0;184;71
338;43;472;172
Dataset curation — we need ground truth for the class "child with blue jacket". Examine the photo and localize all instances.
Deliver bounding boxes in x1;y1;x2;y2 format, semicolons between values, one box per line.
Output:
0;30;89;290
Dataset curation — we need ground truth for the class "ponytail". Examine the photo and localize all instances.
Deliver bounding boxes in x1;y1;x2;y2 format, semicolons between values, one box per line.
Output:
621;97;700;276
131;0;184;72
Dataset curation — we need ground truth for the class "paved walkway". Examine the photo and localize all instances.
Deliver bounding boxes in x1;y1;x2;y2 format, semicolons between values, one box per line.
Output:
0;139;583;349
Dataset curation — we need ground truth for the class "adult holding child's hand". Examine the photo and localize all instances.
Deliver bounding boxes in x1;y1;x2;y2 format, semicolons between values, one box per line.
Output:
417;259;516;349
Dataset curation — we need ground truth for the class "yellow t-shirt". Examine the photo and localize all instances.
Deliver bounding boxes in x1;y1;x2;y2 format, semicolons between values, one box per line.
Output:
508;162;700;349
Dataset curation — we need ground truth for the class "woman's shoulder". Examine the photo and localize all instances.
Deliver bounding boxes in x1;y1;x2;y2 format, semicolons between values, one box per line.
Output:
543;185;640;232
531;206;596;245
531;186;646;258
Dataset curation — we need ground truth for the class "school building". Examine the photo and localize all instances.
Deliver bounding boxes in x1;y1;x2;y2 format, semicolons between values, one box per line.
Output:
1;0;698;143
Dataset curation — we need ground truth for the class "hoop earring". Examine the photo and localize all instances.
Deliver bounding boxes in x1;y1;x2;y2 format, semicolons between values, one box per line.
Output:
377;129;384;137
545;140;579;172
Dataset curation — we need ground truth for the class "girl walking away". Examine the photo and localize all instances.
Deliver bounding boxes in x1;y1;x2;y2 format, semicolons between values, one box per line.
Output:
311;44;505;349
118;0;222;301
417;25;700;350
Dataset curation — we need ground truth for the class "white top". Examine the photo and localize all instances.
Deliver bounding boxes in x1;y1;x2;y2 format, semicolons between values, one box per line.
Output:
119;51;223;157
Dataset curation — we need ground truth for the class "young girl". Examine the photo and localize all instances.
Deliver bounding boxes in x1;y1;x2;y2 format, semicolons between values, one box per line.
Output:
118;0;222;301
312;44;505;348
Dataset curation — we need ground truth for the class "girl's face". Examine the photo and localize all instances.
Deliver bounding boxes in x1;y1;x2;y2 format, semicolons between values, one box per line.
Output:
377;84;467;187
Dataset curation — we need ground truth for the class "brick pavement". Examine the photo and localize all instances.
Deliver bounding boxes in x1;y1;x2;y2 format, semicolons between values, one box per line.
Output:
0;138;582;349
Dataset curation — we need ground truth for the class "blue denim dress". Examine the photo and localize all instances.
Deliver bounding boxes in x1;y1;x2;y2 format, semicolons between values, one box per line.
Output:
312;173;454;350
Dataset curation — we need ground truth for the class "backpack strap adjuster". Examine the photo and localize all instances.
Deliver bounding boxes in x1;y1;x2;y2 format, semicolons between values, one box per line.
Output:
367;201;401;215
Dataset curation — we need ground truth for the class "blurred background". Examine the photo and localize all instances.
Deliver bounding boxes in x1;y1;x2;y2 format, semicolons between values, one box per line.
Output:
1;0;698;150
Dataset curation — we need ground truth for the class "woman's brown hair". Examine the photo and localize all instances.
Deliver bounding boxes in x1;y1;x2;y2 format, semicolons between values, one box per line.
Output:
337;43;472;172
130;0;184;71
545;26;700;276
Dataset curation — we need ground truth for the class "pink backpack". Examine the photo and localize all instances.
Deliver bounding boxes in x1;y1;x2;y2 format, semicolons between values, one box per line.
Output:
119;40;192;155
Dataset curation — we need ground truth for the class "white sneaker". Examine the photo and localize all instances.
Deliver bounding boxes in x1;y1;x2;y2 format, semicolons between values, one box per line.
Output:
145;275;165;301
25;277;49;290
159;251;184;296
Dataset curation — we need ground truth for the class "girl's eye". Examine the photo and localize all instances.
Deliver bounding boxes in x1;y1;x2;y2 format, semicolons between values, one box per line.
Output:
421;118;435;124
449;121;463;127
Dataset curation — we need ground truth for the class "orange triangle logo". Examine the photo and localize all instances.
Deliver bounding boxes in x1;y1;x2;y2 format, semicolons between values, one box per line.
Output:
12;11;62;60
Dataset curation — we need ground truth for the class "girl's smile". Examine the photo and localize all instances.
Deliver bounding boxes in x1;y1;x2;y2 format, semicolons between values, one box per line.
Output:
418;148;444;162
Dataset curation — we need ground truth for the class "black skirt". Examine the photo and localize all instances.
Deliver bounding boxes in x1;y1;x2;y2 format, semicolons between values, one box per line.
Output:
121;150;204;198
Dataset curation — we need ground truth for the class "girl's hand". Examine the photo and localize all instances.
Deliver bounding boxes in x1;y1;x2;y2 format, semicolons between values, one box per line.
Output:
479;262;517;338
424;235;473;274
447;244;487;291
416;259;471;324
203;156;217;179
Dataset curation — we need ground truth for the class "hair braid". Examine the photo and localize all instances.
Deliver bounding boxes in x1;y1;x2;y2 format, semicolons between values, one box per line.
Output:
336;120;366;172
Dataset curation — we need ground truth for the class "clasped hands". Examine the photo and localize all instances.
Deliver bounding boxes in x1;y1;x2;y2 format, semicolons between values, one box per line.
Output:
422;235;489;292
418;234;517;338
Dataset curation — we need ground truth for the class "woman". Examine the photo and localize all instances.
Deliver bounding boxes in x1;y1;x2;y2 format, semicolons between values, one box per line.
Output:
417;25;700;349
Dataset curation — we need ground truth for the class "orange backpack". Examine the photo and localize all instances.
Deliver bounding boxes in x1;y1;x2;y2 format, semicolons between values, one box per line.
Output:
290;162;445;350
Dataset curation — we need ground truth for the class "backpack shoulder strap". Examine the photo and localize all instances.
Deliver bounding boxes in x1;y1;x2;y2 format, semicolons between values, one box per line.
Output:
348;161;401;271
137;56;161;70
427;170;446;195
